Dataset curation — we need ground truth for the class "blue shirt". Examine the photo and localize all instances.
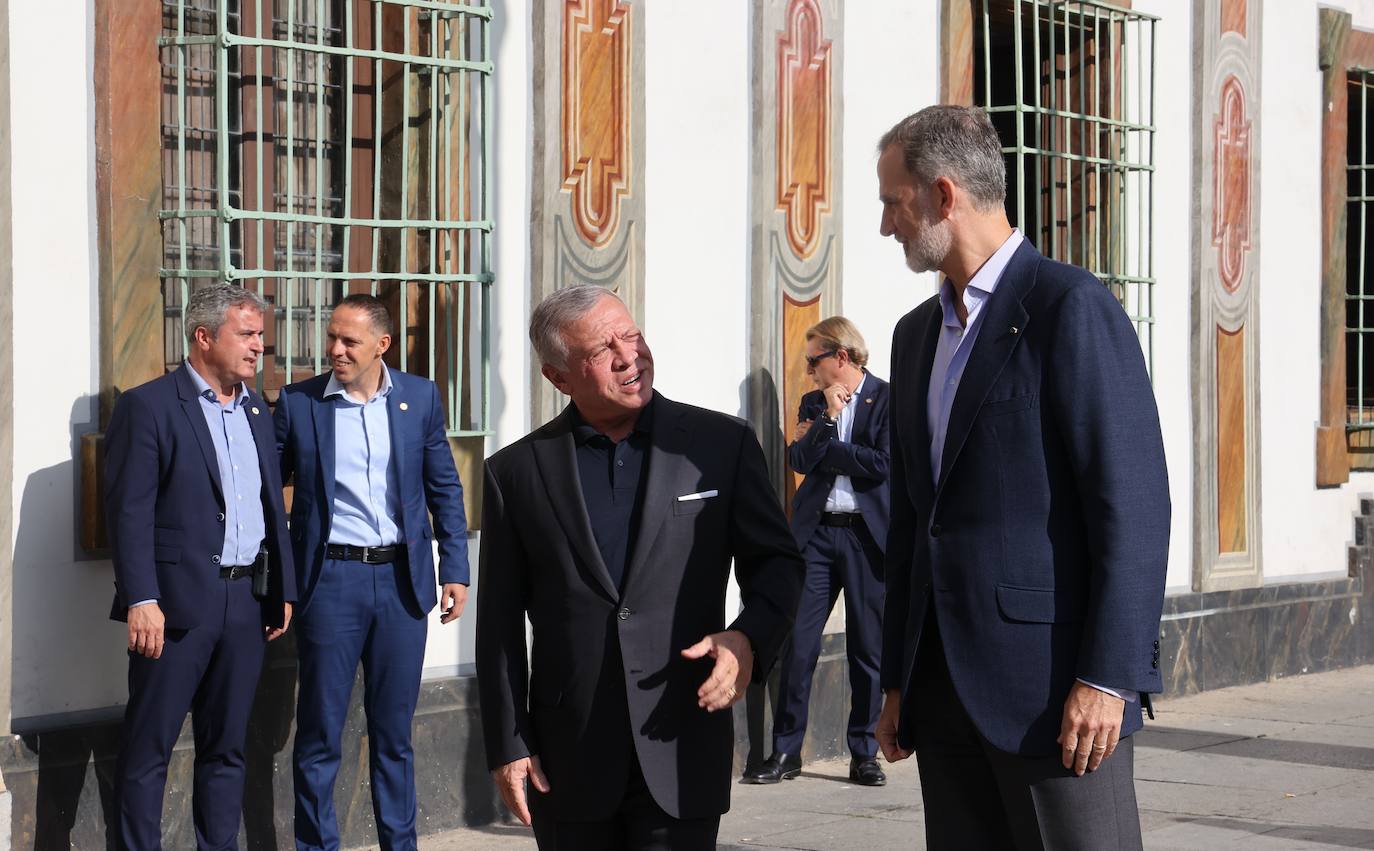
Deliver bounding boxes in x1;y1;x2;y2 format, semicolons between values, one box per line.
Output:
928;230;1024;482
824;372;867;512
185;361;266;567
325;364;402;547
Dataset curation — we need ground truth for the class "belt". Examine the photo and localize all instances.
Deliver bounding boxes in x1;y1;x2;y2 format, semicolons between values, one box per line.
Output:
219;551;266;581
820;512;863;527
326;543;400;564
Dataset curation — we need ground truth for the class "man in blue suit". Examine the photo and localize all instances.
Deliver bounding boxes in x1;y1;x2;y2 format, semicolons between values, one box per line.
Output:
275;294;470;851
874;106;1169;849
105;284;296;850
743;316;890;787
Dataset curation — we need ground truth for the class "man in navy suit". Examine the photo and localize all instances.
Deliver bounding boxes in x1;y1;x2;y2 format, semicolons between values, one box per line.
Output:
743;316;889;787
105;284;295;850
275;294;469;851
874;106;1169;849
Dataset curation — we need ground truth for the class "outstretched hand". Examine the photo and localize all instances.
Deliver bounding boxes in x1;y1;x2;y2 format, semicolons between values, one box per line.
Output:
682;629;753;712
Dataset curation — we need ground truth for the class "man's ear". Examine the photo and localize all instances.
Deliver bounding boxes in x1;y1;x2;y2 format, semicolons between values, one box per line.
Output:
192;325;213;352
376;333;392;356
541;363;572;396
933;176;957;218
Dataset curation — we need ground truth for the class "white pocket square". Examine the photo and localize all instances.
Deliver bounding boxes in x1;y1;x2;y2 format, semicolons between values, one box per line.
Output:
676;489;718;502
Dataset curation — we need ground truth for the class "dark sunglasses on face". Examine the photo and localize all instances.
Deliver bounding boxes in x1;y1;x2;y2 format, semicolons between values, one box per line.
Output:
805;349;839;369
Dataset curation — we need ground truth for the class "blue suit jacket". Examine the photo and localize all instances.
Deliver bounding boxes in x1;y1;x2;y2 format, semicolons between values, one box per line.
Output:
274;369;470;616
787;373;890;551
881;240;1170;756
104;366;296;629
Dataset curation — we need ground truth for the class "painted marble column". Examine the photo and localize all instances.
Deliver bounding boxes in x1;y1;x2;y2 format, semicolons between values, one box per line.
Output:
531;0;646;427
749;0;843;506
1191;0;1262;591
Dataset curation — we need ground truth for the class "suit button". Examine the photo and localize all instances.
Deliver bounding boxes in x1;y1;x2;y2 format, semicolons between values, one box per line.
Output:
1153;640;1160;649
617;608;631;620
930;524;943;537
1151;660;1159;668
211;555;221;565
216;512;226;522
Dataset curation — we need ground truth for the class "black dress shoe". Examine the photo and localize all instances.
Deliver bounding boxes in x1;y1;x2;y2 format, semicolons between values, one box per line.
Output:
741;752;803;784
849;756;887;786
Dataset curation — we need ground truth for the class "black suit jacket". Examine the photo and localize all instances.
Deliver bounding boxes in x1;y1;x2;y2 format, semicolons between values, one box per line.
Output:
882;240;1170;756
476;393;804;820
787;373;890;551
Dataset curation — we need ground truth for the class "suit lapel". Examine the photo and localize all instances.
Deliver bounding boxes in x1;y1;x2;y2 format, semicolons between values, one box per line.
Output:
174;366;225;504
622;397;690;595
851;373;876;444
244;389;276;491
386;371;409;500
532;409;620;602
935;243;1038;498
907;308;940;504
312;383;337;511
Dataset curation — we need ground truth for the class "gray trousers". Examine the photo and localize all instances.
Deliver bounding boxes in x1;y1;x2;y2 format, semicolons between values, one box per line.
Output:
910;616;1143;851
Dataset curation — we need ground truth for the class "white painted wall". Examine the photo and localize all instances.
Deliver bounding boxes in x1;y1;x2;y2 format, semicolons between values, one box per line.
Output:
6;0;128;720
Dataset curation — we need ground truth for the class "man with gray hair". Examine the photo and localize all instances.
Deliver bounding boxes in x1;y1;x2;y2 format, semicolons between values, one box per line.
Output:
105;283;295;849
476;285;803;850
875;106;1170;848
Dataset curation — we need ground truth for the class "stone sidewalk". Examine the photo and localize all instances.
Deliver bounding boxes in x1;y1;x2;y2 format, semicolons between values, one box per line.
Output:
400;664;1374;849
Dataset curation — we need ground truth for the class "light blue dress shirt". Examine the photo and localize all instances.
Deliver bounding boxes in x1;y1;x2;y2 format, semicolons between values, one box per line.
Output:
186;361;266;566
824;373;867;513
325;364;402;547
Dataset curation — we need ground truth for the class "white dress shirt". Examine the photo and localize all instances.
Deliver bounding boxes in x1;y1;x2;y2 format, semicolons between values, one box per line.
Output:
824;373;867;513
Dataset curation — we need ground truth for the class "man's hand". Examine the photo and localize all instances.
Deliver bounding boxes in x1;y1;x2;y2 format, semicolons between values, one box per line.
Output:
128;602;166;659
823;382;851;418
266;602;293;642
682;629;753;712
439;583;469;624
492;755;549;827
793;419;813;441
1057;681;1125;776
876;689;912;763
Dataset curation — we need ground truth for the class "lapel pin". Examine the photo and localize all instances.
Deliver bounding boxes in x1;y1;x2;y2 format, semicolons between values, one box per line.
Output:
1009;325;1020;335
865;398;874;404
251;406;260;415
399;402;409;411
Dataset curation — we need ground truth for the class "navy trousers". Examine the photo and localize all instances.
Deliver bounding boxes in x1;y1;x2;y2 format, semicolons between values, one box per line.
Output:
772;520;884;759
115;576;266;851
293;556;427;851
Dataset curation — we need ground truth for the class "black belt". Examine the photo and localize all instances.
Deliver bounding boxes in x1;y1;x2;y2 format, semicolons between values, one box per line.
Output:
820;512;863;527
219;551;266;581
326;543;400;564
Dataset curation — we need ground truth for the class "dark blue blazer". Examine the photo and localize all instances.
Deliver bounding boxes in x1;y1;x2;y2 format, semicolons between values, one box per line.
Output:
881;240;1170;757
787;373;890;551
104;366;296;628
274;369;469;615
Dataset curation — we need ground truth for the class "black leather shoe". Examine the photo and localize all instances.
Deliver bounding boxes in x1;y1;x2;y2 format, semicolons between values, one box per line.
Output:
849;756;887;786
741;752;803;784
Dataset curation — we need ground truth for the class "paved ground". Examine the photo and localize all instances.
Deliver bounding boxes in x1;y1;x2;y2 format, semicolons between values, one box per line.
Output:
401;665;1374;849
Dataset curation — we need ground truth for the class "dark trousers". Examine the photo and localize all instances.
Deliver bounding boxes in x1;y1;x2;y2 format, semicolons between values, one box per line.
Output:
115;576;266;851
773;521;884;759
530;756;720;851
293;556;427;851
910;614;1144;851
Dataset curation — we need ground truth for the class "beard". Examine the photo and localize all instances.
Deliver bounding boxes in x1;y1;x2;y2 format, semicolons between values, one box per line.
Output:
903;211;952;275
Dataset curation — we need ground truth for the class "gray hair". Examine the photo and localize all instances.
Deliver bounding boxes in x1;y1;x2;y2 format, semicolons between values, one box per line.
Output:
184;284;269;343
877;105;1007;212
529;285;621;369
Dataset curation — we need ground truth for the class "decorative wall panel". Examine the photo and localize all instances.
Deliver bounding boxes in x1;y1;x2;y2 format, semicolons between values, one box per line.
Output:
1192;0;1262;591
750;0;843;505
532;0;646;426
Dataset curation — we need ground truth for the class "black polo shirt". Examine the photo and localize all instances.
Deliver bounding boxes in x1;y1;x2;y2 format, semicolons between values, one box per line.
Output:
569;399;654;592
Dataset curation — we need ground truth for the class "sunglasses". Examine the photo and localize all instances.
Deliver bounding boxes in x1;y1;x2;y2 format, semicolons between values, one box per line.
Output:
805;350;840;369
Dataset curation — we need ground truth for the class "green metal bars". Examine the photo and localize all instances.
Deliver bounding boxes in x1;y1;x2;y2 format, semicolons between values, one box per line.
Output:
158;0;494;436
974;0;1158;371
1347;70;1374;433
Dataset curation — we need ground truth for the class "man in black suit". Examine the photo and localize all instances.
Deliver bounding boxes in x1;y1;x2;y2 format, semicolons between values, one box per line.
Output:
476;285;804;850
104;284;295;850
743;316;889;787
875;106;1169;849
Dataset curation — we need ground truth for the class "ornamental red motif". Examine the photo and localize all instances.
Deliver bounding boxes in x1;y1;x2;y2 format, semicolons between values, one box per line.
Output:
562;0;632;247
776;0;832;260
1212;74;1251;293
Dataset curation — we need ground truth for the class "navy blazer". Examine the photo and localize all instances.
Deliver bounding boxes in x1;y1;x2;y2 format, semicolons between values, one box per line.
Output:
104;366;296;629
881;240;1170;757
787;373;890;551
274;369;470;616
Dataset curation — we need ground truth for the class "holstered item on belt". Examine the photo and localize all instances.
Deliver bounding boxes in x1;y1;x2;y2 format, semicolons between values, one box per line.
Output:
252;550;270;599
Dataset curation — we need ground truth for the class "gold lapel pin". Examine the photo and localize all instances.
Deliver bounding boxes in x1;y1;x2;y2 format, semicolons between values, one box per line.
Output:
250;406;260;415
865;398;873;404
399;402;409;411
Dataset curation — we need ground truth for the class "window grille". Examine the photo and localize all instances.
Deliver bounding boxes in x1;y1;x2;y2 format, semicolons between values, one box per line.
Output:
1348;70;1374;440
973;0;1157;370
159;0;493;435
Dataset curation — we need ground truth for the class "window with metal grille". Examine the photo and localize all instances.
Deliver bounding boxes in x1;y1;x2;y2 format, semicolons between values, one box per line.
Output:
1347;70;1374;453
972;0;1157;370
159;0;492;435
